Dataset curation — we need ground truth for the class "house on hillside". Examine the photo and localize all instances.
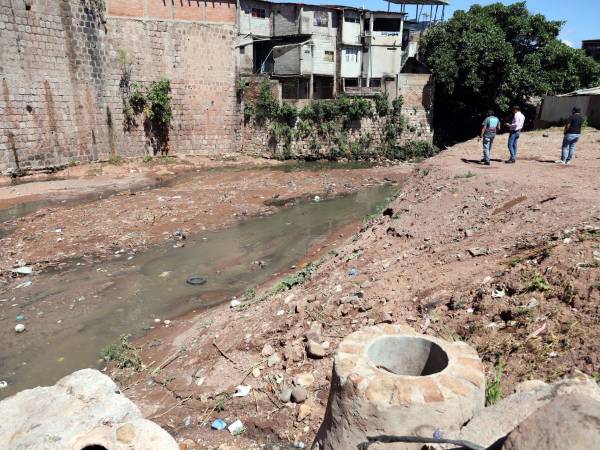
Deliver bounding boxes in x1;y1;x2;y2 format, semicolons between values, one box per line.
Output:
582;39;600;63
236;0;447;101
537;86;600;129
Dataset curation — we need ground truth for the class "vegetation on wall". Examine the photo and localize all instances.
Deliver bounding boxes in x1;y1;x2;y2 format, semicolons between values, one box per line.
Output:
122;79;173;155
243;80;436;161
419;2;600;146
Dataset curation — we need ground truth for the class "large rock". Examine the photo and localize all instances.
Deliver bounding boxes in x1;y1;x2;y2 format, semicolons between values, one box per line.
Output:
459;372;600;448
0;369;178;450
499;394;600;450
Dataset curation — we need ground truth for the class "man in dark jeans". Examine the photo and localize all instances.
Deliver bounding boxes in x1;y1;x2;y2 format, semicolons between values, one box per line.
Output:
556;107;584;165
480;110;501;165
505;106;525;163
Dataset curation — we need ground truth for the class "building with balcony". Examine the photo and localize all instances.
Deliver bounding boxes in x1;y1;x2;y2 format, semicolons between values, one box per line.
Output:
236;0;447;101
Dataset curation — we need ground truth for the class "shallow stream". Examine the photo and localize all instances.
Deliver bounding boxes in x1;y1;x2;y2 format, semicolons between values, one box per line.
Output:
0;184;394;398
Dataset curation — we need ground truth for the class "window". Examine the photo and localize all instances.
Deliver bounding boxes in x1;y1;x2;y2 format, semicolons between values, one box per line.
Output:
373;18;401;33
363;19;370;32
240;46;245;54
344;78;359;87
344;12;359;23
314;11;329;27
369;78;381;88
324;50;334;62
251;8;266;19
344;48;359;63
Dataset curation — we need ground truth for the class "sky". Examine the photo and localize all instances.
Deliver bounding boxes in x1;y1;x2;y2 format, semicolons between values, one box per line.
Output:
281;0;600;49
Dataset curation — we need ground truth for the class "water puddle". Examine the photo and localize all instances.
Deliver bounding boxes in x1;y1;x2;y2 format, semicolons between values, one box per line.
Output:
0;184;395;398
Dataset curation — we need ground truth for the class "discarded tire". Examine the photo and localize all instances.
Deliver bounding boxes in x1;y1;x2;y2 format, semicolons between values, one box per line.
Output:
186;276;207;286
312;324;485;450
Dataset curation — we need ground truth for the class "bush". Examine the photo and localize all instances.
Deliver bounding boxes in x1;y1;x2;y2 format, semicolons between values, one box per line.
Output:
277;102;299;127
255;81;279;125
100;335;141;370
374;93;389;117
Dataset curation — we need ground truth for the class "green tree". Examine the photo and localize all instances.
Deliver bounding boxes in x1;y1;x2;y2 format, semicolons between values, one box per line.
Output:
419;2;600;145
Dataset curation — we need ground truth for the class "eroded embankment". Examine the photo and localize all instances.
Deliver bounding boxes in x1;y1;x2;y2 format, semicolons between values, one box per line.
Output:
109;128;600;449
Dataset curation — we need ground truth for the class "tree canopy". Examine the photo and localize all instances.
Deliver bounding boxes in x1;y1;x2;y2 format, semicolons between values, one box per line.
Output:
419;2;600;145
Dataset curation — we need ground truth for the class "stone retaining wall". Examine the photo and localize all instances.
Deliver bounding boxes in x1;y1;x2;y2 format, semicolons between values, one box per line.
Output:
0;0;239;174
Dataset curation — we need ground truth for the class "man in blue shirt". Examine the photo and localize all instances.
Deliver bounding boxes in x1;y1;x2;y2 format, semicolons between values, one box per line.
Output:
480;110;501;166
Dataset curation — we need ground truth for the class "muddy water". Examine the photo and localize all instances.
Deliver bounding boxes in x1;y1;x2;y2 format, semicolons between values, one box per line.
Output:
0;185;395;398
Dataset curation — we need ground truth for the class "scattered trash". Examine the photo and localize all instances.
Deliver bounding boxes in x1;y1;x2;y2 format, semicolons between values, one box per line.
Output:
15;324;26;333
527;298;539;309
183;416;193;429
433;429;443;440
0;381;7;389
158;271;171;278
466;308;474;314
163;320;171;326
491;289;506;298
276;309;285;316
211;419;227;430
227;419;245;435
348;268;358;276
154;318;161;323
233;385;252;397
230;299;241;308
528;322;547;339
11;266;33;275
186;276;207;286
293;442;306;449
15;314;25;321
16;280;32;289
313;195;321;202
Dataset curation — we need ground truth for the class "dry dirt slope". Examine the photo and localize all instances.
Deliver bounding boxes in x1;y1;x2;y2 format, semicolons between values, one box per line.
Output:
115;128;600;449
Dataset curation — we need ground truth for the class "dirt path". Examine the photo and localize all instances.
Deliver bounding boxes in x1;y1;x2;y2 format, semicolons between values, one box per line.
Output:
0;157;407;275
108;128;600;449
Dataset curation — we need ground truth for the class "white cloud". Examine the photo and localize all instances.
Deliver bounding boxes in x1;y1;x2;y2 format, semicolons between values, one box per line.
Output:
561;39;575;48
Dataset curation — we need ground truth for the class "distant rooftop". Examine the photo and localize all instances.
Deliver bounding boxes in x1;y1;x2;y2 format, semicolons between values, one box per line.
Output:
386;0;449;5
559;86;600;96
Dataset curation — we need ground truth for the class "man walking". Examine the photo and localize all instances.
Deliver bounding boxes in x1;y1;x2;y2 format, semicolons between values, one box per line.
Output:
556;107;584;165
505;106;525;163
480;110;501;165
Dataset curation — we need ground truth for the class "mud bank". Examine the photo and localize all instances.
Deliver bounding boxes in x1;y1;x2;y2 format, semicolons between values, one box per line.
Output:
109;128;600;449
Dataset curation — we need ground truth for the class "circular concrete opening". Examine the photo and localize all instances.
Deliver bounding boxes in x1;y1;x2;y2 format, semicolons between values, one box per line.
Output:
367;336;448;376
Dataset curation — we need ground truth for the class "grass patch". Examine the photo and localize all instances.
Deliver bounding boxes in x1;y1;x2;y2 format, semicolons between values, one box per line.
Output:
100;335;141;370
485;358;504;406
68;159;78;167
454;171;476;179
108;154;124;165
525;275;551;293
143;155;153;163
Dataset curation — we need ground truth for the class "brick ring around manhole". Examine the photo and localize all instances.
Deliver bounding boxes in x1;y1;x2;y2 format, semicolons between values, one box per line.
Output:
312;324;485;450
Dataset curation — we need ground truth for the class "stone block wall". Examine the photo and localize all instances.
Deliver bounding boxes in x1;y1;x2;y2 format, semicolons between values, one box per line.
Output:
0;0;239;174
240;97;433;160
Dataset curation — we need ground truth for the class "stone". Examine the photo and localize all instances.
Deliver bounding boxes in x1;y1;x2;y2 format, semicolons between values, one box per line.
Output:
267;353;282;367
14;324;25;333
284;343;304;362
297;403;312;421
468;247;488;257
252;367;261;378
0;369;178;449
501;394;600;450
459;372;600;448
306;341;326;359
291;387;308;403
280;388;293;403
464;229;474;238
293;373;315;387
514;379;547;394
261;343;275;357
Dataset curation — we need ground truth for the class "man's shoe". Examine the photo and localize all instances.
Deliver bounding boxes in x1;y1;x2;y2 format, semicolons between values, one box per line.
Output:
565;160;572;165
484;161;491;166
555;160;565;164
505;159;515;164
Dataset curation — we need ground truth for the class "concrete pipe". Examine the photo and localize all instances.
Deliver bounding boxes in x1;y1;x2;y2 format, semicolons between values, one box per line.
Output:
312;324;485;450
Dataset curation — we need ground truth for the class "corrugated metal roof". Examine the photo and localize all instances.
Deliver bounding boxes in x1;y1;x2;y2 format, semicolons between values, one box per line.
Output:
558;86;600;96
385;0;449;5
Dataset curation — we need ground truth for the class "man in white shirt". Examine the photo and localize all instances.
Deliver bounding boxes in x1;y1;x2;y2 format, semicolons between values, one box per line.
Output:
505;106;525;163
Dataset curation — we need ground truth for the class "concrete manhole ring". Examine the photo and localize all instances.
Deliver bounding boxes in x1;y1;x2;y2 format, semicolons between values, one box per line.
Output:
312;324;485;450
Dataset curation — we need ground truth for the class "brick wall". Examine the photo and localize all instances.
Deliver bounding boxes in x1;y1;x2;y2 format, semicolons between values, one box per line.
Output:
0;0;239;174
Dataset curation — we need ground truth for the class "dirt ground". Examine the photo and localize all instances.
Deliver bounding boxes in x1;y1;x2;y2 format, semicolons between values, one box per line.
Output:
0;156;407;276
105;128;600;449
